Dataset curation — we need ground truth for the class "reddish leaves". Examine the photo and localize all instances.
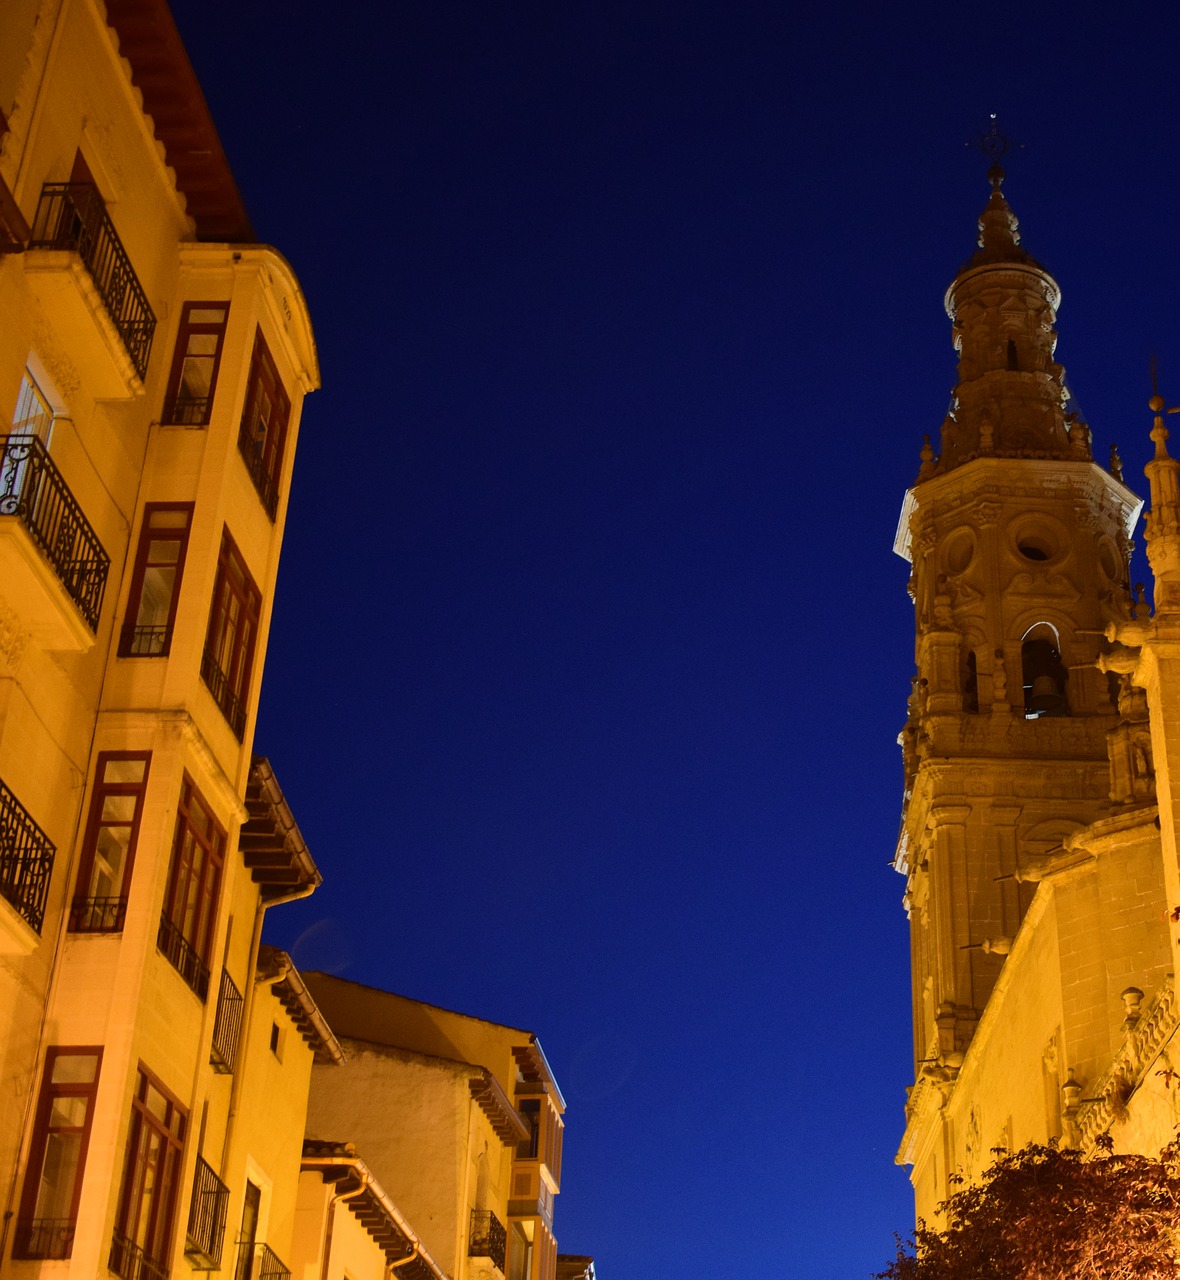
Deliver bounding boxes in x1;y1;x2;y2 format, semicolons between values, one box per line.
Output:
879;1142;1180;1280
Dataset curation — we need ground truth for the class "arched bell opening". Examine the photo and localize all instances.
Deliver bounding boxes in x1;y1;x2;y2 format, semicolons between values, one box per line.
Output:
1021;624;1069;718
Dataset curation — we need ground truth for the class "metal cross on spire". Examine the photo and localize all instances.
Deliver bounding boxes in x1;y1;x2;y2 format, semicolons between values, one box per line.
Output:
967;113;1021;187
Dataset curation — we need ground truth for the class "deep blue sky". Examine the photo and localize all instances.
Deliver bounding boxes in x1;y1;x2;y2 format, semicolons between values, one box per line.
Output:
169;2;1180;1276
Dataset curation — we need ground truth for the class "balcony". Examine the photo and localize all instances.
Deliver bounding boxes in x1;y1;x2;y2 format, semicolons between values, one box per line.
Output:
185;1156;229;1269
0;434;109;646
69;893;127;933
210;968;244;1073
200;648;246;740
0;775;55;952
237;424;279;520
26;183;156;394
469;1209;507;1273
157;912;210;1000
110;1229;169;1280
11;1217;75;1260
237;1242;290;1280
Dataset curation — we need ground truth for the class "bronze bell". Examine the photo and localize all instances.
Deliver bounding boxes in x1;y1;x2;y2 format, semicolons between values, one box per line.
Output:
1029;674;1063;713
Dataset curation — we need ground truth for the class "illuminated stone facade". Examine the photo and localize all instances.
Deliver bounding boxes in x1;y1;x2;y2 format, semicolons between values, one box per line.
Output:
0;2;335;1278
0;8;593;1280
301;976;568;1280
896;165;1180;1222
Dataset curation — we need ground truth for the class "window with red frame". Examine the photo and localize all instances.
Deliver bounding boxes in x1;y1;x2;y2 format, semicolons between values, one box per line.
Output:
14;1048;103;1261
119;505;194;657
200;530;260;740
70;752;151;934
157;776;224;1001
162;303;229;425
237;332;289;520
109;1067;186;1280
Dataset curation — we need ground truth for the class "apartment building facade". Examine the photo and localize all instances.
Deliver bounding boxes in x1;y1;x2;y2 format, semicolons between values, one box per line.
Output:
301;976;567;1280
0;1;322;1277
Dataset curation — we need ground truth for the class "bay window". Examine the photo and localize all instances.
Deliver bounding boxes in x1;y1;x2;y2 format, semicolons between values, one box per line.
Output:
200;529;260;740
70;752;151;933
119;505;194;657
157;777;224;1000
162;303;229;426
110;1067;186;1280
14;1048;102;1260
237;332;289;520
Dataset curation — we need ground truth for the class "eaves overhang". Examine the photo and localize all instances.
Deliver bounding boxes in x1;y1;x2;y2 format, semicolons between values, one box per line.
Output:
513;1037;567;1112
470;1069;529;1144
103;0;254;242
241;756;321;902
301;1143;448;1280
258;946;345;1065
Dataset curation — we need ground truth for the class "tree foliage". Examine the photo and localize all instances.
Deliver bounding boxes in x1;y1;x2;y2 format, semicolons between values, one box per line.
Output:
880;1142;1180;1280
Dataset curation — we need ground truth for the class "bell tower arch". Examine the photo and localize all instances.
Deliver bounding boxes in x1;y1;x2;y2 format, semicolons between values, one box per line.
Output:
894;166;1143;1130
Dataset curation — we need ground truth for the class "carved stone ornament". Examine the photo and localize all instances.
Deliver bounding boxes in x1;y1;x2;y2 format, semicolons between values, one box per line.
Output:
0;593;29;670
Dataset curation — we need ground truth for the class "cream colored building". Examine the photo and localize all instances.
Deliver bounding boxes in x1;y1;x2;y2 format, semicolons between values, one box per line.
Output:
0;12;597;1280
0;1;331;1278
895;162;1180;1222
301;976;567;1280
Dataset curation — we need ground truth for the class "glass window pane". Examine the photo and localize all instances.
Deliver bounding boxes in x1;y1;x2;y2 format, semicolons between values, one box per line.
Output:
143;1084;168;1125
147;510;190;532
92;827;131;894
179;357;214;402
36;1131;82;1218
48;1095;88;1128
147;537;183;567
136;566;177;628
103;759;146;785
50;1053;98;1085
100;795;136;823
13;370;53;443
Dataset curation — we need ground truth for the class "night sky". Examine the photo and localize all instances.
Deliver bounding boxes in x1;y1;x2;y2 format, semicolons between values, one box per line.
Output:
167;2;1180;1276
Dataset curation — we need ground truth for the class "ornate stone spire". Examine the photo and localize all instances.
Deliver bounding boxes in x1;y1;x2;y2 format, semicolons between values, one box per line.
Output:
932;170;1077;474
1144;394;1180;611
962;164;1037;269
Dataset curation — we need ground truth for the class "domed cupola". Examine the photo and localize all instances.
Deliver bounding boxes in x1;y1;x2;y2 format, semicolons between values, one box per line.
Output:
937;165;1077;473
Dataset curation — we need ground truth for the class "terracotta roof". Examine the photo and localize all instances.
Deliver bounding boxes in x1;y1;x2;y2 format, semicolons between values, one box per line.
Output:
470;1069;529;1144
103;0;254;241
301;1144;448;1280
513;1039;566;1110
258;946;345;1064
240;757;321;902
557;1257;596;1280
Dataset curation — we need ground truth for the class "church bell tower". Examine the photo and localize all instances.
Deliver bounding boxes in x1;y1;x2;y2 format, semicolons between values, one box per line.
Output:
894;163;1143;1164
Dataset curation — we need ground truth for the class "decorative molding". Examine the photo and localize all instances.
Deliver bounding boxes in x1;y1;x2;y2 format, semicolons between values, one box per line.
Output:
0;592;29;670
1076;977;1178;1149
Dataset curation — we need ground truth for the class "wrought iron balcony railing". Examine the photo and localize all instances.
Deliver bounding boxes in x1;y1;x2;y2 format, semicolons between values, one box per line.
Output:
237;1241;291;1280
237;425;279;520
469;1208;507;1273
69;893;127;933
185;1156;230;1269
210;968;244;1073
158;912;210;1001
0;775;55;934
164;394;211;426
29;182;156;379
120;623;170;657
1;433;110;631
110;1229;170;1280
12;1217;75;1259
200;648;246;740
